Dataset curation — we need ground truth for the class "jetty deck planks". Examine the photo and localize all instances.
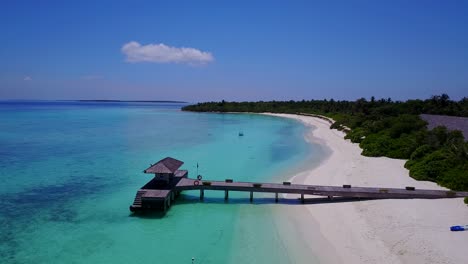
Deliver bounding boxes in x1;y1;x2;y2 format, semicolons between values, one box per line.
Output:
175;178;468;199
131;176;468;212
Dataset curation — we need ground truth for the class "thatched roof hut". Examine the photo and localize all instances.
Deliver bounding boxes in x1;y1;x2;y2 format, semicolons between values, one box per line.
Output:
144;157;184;174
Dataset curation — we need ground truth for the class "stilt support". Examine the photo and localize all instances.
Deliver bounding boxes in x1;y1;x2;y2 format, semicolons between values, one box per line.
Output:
328;195;333;200
301;194;304;204
275;193;279;203
250;191;253;203
200;189;204;200
225;190;229;201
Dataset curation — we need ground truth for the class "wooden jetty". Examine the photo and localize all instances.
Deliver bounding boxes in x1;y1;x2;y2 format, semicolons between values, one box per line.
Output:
130;157;468;212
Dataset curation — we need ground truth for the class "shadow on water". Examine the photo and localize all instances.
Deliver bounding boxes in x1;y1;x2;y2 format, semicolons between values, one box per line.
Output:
128;195;378;218
129;211;167;219
174;195;376;205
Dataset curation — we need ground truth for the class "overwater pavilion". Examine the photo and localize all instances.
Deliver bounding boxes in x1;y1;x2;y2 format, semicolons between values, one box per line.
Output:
144;157;185;185
130;157;188;212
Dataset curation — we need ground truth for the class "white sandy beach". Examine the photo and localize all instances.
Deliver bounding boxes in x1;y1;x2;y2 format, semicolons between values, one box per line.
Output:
269;114;468;264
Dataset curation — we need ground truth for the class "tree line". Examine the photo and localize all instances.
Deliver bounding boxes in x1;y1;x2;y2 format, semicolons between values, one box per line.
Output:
183;94;468;192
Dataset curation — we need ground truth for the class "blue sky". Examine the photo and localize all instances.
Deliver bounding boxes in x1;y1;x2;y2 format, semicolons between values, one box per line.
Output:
1;0;467;102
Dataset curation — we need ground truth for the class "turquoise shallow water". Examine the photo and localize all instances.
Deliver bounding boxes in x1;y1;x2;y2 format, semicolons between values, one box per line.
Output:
0;101;322;264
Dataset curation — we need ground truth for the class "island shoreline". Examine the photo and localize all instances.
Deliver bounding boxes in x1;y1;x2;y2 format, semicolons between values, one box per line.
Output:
266;113;468;264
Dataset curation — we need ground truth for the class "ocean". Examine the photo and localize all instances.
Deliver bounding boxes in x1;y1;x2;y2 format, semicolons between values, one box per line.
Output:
0;101;323;263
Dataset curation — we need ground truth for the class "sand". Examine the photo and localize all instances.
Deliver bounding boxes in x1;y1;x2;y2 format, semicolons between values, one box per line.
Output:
269;113;468;264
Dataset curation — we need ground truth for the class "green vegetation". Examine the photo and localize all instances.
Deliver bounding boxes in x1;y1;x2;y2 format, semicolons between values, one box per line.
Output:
183;95;468;191
464;197;468;204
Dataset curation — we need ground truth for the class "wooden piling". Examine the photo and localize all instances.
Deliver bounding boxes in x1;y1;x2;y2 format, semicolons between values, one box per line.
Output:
301;194;304;204
200;189;204;200
275;193;279;203
225;190;229;201
250;191;253;202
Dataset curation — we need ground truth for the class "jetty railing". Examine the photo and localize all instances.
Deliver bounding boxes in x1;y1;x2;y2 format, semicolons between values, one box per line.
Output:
130;177;468;212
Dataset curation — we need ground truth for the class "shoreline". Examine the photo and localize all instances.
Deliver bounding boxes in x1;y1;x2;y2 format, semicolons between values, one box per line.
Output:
268;113;468;264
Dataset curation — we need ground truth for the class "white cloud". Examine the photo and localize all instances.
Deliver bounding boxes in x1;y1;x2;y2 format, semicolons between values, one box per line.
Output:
23;76;32;81
121;41;214;65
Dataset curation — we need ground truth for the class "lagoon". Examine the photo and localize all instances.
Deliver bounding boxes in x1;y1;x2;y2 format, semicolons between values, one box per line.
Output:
0;101;324;263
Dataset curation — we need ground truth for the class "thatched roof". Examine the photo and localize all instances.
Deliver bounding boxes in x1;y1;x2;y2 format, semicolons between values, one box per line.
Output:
144;157;184;174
